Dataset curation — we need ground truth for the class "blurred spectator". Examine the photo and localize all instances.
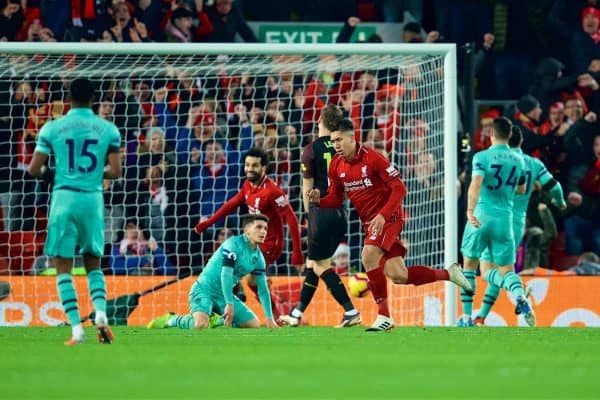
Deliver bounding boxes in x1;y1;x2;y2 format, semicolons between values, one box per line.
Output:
204;0;257;43
402;21;440;43
102;1;150;42
529;58;589;120
472;109;498;152
490;1;549;99
563;107;598;166
539;102;566;136
569;252;600;275
513;95;553;161
364;128;385;149
524;202;558;270
474;33;496;98
165;6;194;42
548;1;597;61
570;6;600;75
139;165;172;244
336;16;382;44
441;1;492;47
135;0;164;39
0;0;23;41
176;110;235;165
374;86;402;153
162;1;213;42
2;80;39;231
190;139;240;226
110;220;177;275
25;19;56;42
563;133;600;255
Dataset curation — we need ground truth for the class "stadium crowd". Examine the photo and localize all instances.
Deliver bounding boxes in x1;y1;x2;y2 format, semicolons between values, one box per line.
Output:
0;0;598;276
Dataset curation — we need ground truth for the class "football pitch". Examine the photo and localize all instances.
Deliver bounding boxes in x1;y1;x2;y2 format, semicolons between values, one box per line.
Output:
2;327;598;399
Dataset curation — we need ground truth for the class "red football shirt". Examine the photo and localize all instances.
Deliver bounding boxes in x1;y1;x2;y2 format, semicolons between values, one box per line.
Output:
241;176;291;247
321;146;407;224
202;175;303;264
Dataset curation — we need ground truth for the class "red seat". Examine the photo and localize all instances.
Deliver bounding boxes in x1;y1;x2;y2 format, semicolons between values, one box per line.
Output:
0;231;46;275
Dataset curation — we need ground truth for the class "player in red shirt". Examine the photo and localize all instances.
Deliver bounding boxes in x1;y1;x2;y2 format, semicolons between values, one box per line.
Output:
309;119;473;331
195;147;304;320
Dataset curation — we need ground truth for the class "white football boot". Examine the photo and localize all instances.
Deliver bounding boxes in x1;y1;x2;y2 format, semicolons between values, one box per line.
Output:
447;263;474;295
365;314;394;332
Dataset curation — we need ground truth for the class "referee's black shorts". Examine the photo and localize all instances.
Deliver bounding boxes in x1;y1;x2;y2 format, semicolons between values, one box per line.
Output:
307;205;346;261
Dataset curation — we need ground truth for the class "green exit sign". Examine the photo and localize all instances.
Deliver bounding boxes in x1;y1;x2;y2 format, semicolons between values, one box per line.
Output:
259;24;377;44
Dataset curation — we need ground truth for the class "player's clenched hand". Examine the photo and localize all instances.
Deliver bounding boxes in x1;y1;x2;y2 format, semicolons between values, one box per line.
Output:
223;304;234;327
265;319;279;329
467;210;480;228
307;188;320;204
368;214;385;236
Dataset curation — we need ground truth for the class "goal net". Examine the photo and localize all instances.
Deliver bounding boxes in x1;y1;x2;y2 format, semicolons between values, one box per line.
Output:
0;43;457;327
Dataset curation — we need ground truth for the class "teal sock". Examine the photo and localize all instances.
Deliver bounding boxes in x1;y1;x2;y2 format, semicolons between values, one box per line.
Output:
170;315;194;329
477;283;501;318
502;271;525;299
484;269;504;287
56;273;81;327
460;270;477;317
87;269;107;313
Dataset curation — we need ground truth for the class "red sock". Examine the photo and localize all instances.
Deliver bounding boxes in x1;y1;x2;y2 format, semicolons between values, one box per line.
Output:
406;266;449;285
366;266;390;317
248;283;280;319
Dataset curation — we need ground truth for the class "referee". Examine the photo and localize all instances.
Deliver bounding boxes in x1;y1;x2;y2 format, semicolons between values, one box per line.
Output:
279;105;360;327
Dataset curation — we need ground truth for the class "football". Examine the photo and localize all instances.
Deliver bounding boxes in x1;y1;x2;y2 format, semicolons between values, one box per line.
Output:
348;273;370;298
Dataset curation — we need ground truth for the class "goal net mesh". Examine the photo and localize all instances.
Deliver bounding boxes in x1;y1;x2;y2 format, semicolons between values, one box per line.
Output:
0;49;447;327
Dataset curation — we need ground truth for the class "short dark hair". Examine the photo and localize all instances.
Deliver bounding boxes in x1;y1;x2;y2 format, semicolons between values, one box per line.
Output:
508;126;523;148
241;213;269;227
493;117;512;140
70;78;95;104
321;104;343;132
337;118;355;134
244;147;269;167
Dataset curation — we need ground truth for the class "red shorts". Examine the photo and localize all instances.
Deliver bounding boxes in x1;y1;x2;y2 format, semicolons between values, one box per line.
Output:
363;219;406;258
259;240;283;265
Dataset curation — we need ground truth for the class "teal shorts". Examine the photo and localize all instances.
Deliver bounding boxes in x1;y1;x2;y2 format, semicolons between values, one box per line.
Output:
188;281;257;326
512;217;526;250
480;217;525;263
461;214;515;266
45;190;104;258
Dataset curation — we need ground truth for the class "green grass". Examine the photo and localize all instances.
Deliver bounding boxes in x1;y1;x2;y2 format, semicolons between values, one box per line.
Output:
2;327;599;399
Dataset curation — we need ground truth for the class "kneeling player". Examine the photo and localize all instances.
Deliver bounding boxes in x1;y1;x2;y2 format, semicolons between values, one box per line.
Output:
147;214;279;329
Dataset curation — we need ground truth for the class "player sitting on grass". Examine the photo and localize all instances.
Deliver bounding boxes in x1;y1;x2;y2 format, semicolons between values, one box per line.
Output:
29;77;121;345
147;213;279;329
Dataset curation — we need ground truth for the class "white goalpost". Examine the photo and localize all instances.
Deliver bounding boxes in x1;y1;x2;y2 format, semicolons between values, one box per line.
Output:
0;42;457;327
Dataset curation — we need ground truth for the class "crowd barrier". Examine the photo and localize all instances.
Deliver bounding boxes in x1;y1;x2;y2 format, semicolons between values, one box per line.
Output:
1;276;598;327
